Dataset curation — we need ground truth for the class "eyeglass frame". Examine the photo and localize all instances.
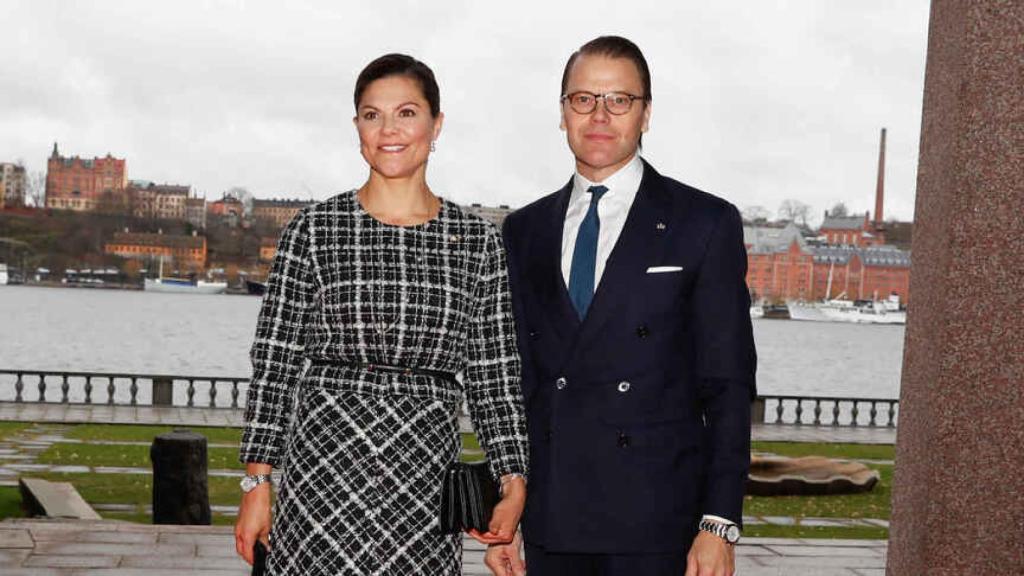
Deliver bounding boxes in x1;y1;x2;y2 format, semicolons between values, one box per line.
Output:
560;91;649;115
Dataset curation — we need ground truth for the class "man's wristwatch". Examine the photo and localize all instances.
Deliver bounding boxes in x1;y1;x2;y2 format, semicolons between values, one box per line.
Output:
698;518;741;544
240;474;273;493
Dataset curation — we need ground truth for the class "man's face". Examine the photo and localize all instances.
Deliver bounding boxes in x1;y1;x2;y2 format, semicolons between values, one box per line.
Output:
561;54;650;182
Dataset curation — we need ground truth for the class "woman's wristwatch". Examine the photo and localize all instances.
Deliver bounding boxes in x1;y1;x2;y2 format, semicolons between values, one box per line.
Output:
698;518;741;544
240;474;273;493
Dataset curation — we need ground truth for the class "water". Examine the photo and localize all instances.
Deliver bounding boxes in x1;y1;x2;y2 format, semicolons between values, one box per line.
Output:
0;285;904;399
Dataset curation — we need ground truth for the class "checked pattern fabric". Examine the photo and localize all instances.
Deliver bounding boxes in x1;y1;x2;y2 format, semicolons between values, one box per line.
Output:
240;191;529;575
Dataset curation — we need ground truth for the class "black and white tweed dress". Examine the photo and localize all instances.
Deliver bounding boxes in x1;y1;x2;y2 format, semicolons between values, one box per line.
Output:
239;191;529;576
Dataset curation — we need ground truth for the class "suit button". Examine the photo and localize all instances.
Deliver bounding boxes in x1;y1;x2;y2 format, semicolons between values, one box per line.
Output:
617;431;631;448
555;377;567;390
636;325;649;338
617;381;631;393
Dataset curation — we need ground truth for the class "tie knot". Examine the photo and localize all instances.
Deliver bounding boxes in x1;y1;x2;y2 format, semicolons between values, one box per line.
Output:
587;185;609;203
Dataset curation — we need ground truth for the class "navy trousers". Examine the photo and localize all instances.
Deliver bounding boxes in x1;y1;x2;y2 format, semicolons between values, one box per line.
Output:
525;543;689;576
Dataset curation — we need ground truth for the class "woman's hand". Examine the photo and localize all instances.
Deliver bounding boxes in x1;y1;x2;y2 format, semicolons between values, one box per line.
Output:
234;465;273;565
467;475;526;545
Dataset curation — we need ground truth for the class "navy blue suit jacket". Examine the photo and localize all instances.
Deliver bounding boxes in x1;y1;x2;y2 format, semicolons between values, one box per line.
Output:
502;160;756;554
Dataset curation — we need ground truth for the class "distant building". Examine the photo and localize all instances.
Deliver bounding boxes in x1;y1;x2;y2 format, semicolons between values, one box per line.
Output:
463;203;513;228
259;237;278;263
104;231;207;272
252;198;314;229
745;128;914;304
0;163;27;209
127;181;190;220
209;195;245;226
45;142;127;211
819;211;885;247
185;197;207;229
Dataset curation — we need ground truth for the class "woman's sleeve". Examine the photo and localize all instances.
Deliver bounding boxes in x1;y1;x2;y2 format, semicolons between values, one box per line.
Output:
463;228;530;480
239;208;315;466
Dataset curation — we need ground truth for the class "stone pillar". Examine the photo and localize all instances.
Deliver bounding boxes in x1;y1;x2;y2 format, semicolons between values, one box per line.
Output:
150;429;211;525
888;1;1023;574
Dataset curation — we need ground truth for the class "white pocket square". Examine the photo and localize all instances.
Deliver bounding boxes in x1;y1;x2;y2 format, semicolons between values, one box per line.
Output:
646;266;683;274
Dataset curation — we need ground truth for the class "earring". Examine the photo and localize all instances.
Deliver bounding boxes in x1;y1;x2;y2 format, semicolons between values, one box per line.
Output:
430;141;436;152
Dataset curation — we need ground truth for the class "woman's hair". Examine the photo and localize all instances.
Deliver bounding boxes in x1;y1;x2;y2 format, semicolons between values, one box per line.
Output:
354;53;441;117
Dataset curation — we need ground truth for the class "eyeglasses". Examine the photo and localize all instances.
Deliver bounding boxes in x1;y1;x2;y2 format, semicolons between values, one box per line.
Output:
561;91;647;115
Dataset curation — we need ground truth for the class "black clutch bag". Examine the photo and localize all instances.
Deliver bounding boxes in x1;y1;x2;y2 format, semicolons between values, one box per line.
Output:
251;540;267;576
439;460;500;534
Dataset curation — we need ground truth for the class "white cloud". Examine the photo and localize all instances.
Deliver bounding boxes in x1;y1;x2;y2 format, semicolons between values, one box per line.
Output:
0;0;929;220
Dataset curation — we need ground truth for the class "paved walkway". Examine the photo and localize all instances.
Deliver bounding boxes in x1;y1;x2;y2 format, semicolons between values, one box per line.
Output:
0;402;897;444
0;518;887;575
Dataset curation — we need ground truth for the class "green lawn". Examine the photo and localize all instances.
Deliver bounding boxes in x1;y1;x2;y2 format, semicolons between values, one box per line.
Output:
3;423;895;539
0;486;24;519
752;441;894;461
64;424;242;445
37;443;246;470
0;421;31;440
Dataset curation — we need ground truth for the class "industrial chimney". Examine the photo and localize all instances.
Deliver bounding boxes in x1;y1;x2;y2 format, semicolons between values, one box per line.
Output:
874;128;886;228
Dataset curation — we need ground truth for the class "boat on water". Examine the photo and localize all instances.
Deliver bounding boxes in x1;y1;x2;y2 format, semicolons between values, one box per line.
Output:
245;279;267;296
749;304;765;319
787;294;905;325
144;277;228;294
144;257;226;294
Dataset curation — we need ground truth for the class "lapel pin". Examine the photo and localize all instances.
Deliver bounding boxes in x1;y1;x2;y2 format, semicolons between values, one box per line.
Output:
656;222;666;230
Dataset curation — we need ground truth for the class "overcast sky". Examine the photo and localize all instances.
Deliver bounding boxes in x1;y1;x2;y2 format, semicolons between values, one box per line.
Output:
2;0;931;224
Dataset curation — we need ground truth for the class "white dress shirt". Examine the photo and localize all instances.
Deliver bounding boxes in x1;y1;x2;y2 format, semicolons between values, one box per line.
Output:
559;153;739;531
561;154;644;290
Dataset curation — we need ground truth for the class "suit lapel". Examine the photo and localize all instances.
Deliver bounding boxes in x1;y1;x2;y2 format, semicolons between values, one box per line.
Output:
528;178;580;340
576;161;674;343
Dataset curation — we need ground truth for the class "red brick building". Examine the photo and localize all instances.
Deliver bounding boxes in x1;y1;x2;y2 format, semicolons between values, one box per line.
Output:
45;143;127;211
104;231;207;272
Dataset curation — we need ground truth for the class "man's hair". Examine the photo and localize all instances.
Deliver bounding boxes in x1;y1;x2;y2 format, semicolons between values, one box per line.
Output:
560;35;652;102
354;53;441;117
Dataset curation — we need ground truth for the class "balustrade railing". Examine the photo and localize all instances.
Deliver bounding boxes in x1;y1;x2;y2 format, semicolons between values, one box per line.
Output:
1;369;899;428
0;369;249;409
753;395;899;427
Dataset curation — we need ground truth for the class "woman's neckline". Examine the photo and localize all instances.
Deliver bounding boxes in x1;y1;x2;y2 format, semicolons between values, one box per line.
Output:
353;189;444;229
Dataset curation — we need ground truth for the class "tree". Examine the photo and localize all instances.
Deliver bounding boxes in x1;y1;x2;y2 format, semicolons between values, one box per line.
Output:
778;199;811;227
25;170;46;208
741;205;771;224
828;202;849;218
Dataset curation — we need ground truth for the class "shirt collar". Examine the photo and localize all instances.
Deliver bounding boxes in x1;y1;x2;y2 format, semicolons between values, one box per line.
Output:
571;153;644;202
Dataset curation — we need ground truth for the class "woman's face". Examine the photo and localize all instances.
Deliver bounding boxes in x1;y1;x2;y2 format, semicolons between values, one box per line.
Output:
354;75;442;180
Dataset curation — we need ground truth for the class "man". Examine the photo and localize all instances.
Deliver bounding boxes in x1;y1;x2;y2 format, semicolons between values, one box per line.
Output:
490;36;756;576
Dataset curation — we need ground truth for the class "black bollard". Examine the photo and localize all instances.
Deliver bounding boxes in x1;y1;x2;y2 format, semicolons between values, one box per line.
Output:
150;428;212;525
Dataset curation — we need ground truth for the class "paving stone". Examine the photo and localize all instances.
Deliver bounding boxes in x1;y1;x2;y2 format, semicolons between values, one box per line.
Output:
73;532;158;545
33;542;194;557
761;515;798;526
0;528;35;548
763;544;882;558
120;555;248;569
754;555;886;568
48;466;91;474
23;554;119;568
798;518;847;527
0;548;31;566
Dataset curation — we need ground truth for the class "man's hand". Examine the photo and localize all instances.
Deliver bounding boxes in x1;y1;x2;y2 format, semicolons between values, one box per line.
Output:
484;530;526;576
467;476;526;545
685;530;735;576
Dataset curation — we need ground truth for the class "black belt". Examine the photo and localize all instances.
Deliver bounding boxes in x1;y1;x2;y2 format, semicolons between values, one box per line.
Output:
314;360;458;385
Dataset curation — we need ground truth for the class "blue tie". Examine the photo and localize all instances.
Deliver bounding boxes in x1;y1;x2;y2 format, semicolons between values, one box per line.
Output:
568;185;608;319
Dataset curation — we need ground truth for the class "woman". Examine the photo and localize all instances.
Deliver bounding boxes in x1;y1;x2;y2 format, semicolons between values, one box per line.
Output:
234;53;529;575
